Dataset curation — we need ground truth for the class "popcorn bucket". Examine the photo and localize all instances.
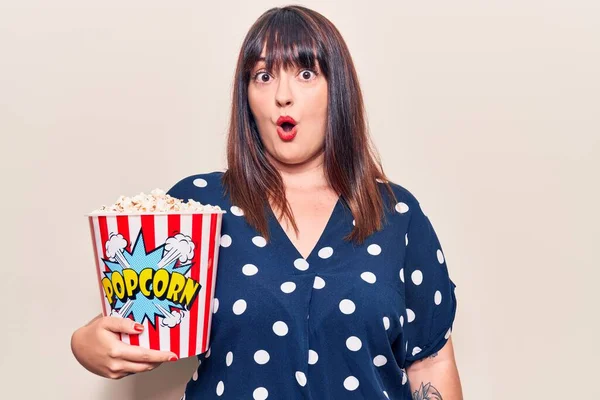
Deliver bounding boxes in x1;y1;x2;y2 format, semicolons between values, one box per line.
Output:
86;211;225;358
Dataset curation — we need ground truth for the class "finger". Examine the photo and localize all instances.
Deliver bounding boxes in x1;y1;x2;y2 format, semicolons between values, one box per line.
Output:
112;344;178;363
121;361;163;375
106;361;162;379
102;316;144;335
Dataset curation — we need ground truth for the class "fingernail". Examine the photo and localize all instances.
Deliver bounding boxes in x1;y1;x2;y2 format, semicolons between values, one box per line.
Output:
134;323;144;332
169;356;178;362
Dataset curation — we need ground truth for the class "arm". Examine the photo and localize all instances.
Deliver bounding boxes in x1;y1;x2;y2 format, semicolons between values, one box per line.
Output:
406;337;463;400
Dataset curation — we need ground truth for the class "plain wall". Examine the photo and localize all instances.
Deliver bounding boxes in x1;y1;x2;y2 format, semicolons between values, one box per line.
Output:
1;0;598;398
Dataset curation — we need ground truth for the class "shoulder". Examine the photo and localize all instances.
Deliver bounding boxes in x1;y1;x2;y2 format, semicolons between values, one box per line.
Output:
378;178;422;214
382;180;441;241
166;170;227;205
376;178;434;236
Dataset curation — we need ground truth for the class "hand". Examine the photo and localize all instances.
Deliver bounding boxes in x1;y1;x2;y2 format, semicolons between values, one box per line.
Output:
71;313;178;379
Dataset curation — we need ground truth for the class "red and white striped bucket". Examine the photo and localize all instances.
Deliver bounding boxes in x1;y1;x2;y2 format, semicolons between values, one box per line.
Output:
86;211;225;358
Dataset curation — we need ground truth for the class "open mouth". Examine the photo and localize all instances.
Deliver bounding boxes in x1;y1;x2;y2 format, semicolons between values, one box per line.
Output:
280;122;296;132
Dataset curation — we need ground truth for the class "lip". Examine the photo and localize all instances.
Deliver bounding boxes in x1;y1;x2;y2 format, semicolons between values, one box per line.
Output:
276;115;297;126
277;124;297;141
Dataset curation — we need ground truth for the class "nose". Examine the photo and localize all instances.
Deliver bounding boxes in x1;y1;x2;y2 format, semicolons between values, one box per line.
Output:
275;72;293;108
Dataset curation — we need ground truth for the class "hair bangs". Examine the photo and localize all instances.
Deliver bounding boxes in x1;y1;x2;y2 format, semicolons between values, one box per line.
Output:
244;10;327;80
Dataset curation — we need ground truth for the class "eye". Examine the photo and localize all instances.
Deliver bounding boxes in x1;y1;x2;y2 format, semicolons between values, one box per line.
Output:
252;68;319;85
253;71;272;84
299;69;318;81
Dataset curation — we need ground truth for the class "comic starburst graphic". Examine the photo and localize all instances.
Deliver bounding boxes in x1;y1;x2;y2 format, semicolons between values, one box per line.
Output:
102;229;193;327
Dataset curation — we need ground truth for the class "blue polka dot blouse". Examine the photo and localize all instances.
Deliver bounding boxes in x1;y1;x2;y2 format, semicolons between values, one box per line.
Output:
167;171;457;400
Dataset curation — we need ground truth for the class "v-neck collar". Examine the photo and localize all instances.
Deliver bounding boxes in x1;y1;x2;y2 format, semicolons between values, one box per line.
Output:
267;196;342;262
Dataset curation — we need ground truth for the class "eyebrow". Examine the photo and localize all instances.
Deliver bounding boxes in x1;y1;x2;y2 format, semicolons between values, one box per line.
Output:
251;57;320;74
255;57;319;67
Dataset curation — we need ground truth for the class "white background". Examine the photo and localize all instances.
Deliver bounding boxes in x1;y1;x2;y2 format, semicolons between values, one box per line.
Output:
1;0;598;398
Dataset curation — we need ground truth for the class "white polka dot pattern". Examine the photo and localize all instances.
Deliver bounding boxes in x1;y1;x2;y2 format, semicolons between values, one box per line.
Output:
360;271;376;284
294;258;309;271
313;276;326;289
373;355;387;367
252;236;267;247
171;173;456;398
230;205;244;216
220;234;232;247
346;336;362;351
232;299;247;315
242;263;259;276
308;349;319;365
339;299;356;314
193;178;208;188
272;321;288;336
281;282;296;293
411;270;423;285
253;387;268;400
254;350;270;364
344;376;359;391
395;202;409;213
296;371;307;387
367;244;381;255
437;249;445;264
318;246;333;259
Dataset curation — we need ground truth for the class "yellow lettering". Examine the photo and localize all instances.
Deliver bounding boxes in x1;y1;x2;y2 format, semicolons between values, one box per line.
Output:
103;268;200;309
139;268;153;297
123;269;139;298
102;277;114;305
166;272;186;302
180;278;201;308
112;271;125;301
153;269;169;299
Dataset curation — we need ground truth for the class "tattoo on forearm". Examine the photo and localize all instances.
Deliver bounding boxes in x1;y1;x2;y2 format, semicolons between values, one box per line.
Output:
412;382;443;400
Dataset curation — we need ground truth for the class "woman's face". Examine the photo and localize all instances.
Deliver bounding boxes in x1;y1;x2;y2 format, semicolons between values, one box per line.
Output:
248;49;328;166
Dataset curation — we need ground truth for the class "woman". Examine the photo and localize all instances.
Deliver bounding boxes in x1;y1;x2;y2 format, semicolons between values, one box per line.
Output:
72;5;462;399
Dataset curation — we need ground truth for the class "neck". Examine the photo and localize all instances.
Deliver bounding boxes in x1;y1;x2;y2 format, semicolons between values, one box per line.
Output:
266;150;328;191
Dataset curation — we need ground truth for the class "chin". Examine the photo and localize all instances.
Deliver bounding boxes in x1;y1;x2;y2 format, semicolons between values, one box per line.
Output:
270;147;310;165
275;153;306;165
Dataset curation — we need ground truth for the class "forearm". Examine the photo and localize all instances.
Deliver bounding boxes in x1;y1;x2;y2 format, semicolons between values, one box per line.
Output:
406;353;463;400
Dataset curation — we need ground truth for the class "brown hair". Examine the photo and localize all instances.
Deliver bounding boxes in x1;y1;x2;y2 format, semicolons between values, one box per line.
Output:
222;5;397;245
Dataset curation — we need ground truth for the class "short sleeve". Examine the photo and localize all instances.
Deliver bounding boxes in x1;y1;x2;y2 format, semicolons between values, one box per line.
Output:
164;171;225;205
166;176;191;199
400;200;457;368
